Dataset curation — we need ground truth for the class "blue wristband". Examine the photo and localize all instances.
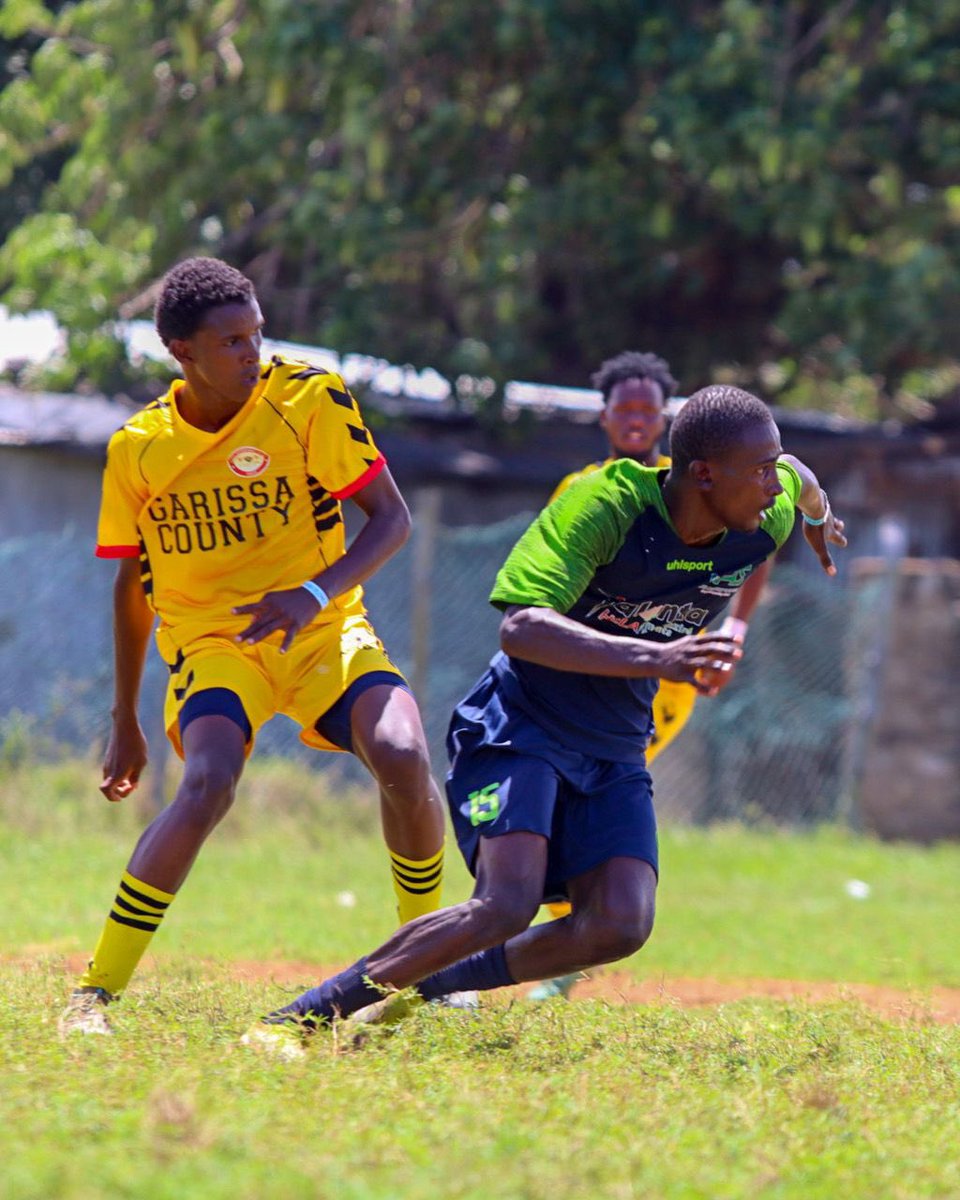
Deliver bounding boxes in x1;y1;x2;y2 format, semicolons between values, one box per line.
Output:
301;580;330;609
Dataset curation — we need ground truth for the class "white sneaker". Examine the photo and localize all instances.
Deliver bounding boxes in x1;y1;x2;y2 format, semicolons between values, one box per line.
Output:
435;990;480;1011
58;988;114;1037
239;1022;308;1062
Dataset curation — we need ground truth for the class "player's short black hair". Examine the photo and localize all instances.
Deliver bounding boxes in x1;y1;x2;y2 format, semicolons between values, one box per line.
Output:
590;351;677;403
669;385;775;472
154;257;256;346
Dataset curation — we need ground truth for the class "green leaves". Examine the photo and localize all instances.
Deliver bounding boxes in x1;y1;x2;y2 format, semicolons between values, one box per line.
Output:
1;0;959;417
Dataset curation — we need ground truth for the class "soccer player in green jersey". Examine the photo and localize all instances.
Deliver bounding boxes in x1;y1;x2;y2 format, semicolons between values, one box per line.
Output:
245;385;846;1049
529;350;773;1000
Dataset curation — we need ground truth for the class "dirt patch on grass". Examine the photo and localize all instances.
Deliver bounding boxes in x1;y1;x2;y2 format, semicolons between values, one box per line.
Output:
34;953;957;1025
572;972;960;1025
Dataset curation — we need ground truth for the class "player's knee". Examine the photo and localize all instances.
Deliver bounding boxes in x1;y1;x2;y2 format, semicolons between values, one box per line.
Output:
365;728;431;799
177;759;239;829
474;891;541;943
578;906;654;965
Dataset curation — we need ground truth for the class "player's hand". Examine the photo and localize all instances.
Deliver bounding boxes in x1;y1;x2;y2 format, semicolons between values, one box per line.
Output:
233;587;323;654
696;660;739;697
803;508;847;577
695;616;747;697
653;635;744;694
101;715;148;803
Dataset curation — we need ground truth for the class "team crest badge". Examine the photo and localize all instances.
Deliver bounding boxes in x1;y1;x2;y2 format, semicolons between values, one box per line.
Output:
227;446;270;477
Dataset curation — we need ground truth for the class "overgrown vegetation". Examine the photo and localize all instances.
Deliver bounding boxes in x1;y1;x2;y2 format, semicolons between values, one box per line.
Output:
3;759;959;1196
2;2;960;419
2;966;958;1199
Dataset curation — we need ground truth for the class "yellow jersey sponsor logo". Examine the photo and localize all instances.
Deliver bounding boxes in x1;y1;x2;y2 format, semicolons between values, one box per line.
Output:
228;446;271;477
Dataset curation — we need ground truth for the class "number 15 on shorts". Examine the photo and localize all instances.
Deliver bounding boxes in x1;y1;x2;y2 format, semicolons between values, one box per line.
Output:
468;782;501;826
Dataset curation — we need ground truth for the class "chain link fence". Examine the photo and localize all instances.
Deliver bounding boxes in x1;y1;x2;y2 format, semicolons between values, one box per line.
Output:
0;515;875;825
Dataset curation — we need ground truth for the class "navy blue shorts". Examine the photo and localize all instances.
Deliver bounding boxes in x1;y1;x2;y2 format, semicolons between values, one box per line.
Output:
446;690;658;901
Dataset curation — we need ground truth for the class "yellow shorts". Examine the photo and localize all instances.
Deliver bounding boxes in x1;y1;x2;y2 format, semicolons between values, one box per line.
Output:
161;612;405;758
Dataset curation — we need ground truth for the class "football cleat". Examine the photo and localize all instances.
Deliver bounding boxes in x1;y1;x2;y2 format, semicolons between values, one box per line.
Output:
58;987;115;1037
347;988;424;1046
525;973;581;1002
434;990;480;1011
239;1021;309;1062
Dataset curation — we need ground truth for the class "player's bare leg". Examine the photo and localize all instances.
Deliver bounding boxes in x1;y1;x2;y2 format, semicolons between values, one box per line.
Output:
340;855;655;1034
499;857;656;983
63;715;246;1028
350;684;444;857
350;684;446;922
252;832;549;1033
126;715;247;892
361;832;548;983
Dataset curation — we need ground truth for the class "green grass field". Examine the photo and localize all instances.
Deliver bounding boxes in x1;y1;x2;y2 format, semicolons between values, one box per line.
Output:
1;760;958;1199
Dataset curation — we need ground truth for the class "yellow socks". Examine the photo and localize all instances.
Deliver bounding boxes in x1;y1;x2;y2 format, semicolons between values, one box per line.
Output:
390;846;443;924
78;870;176;997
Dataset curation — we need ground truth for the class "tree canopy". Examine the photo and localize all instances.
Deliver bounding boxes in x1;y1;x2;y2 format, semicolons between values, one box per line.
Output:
2;0;960;420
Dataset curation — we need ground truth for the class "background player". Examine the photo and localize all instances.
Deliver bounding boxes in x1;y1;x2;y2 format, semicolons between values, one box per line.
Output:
246;386;846;1046
529;351;771;1000
60;257;446;1034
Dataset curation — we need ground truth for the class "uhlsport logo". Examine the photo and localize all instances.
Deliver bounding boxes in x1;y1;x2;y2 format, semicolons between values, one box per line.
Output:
666;558;713;572
227;446;270;478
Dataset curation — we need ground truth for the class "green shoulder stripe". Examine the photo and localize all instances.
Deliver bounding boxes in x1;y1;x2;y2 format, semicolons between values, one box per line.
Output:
490;460;664;613
761;460;803;550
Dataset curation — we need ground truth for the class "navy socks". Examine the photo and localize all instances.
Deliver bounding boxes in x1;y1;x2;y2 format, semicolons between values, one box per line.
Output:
263;945;517;1028
416;944;515;1001
266;957;381;1027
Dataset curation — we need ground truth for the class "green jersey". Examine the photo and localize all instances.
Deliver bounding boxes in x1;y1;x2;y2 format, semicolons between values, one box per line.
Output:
484;459;800;761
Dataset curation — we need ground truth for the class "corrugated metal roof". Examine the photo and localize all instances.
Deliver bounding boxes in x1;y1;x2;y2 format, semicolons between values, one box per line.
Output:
0;386;131;449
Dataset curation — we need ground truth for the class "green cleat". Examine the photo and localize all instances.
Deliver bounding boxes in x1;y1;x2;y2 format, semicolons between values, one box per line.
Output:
525;974;582;1002
350;988;424;1027
347;988;424;1047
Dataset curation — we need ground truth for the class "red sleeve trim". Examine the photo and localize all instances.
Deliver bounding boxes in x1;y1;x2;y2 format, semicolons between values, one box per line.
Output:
330;453;387;500
95;545;140;559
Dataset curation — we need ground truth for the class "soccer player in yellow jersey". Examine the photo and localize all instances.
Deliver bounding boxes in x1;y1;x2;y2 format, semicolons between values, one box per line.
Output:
528;351;770;1000
60;257;445;1034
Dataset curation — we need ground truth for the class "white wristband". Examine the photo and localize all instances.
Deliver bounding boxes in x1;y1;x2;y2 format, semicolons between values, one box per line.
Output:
720;616;748;643
301;580;330;610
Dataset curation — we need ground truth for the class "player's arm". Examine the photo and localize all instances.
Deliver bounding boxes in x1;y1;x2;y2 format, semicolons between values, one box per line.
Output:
234;467;411;653
779;453;847;576
494;464;742;691
730;557;770;625
698;558;772;696
500;604;742;694
317;465;411;594
101;558;153;802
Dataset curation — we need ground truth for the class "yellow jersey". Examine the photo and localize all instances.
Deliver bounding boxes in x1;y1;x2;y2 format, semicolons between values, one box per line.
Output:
96;355;385;655
549;453;671;504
